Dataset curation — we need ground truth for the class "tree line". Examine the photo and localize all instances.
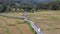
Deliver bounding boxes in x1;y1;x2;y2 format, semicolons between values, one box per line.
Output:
36;1;60;10
0;0;60;13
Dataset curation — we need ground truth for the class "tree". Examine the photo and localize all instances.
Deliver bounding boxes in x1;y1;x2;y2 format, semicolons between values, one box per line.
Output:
0;5;7;12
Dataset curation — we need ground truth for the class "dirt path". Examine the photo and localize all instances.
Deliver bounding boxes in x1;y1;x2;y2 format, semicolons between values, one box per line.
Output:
18;24;32;34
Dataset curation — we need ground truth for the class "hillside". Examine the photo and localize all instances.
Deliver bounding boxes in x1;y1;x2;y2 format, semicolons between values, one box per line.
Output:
0;0;52;5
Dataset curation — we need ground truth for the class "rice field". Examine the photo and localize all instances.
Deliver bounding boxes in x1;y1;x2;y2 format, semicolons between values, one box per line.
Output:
28;10;60;34
0;10;60;34
0;15;34;34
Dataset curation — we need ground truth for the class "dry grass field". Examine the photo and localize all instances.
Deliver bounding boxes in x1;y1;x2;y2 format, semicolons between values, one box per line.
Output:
0;10;60;34
0;15;34;34
28;10;60;34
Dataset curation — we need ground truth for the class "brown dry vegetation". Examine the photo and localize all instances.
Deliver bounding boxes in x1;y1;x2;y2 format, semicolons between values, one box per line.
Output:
0;11;60;34
0;14;33;34
28;11;60;34
18;24;32;34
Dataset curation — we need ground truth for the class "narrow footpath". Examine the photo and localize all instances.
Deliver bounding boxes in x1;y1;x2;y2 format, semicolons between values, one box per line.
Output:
23;12;43;34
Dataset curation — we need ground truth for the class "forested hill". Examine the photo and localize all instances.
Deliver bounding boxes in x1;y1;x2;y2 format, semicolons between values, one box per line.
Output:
0;0;60;12
0;0;52;5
